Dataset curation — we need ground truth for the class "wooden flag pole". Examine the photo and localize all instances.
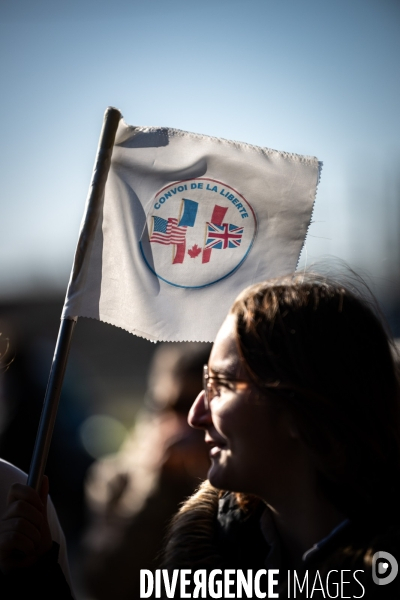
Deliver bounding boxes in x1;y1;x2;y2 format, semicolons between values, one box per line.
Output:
28;107;122;491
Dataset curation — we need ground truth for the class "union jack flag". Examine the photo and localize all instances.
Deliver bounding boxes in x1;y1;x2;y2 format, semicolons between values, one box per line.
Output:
205;223;244;250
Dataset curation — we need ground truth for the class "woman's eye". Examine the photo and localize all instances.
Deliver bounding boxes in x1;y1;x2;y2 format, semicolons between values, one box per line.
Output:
214;379;235;393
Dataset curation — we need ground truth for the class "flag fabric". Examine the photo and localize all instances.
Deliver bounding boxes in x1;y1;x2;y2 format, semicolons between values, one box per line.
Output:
63;119;321;342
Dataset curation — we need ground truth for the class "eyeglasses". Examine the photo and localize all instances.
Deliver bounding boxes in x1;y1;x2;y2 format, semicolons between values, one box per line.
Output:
202;364;251;410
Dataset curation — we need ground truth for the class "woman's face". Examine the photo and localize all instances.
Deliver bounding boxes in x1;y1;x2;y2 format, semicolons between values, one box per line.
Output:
188;314;304;501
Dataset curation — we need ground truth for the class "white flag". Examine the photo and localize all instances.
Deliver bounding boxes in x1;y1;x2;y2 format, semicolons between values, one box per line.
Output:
63;120;321;342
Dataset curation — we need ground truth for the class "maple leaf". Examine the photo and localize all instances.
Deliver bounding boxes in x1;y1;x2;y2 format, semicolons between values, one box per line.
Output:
188;244;202;258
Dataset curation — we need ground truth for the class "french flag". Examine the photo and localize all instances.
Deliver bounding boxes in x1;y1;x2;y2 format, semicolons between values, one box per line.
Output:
173;198;199;264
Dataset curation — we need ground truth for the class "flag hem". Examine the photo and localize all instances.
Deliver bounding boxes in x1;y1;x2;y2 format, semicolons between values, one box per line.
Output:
117;120;319;165
73;314;216;343
295;161;324;273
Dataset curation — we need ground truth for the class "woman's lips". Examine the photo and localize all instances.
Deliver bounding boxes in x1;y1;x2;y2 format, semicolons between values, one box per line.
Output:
210;445;222;457
206;439;226;457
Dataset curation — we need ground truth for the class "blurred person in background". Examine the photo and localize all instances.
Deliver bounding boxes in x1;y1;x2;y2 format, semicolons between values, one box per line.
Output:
0;334;74;598
80;342;210;600
0;331;94;565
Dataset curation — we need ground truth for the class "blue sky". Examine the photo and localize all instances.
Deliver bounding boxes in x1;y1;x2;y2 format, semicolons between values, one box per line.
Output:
1;0;399;300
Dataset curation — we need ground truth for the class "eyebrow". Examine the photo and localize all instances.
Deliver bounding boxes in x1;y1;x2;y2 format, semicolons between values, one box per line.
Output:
209;364;239;378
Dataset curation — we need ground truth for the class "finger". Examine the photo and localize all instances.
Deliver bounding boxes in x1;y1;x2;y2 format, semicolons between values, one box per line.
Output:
0;517;42;547
2;500;44;531
7;484;44;513
0;530;37;558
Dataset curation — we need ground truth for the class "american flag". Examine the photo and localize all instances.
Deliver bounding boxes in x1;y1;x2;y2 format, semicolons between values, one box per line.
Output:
150;216;187;245
205;222;244;250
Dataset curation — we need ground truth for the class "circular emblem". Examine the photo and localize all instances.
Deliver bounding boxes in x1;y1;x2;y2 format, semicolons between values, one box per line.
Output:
139;178;257;288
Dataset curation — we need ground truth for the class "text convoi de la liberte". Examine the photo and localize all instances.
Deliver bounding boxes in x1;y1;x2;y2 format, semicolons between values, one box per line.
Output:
154;182;249;218
140;568;366;598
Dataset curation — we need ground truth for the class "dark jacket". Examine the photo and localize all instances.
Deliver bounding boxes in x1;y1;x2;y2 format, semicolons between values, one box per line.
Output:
0;542;73;600
161;480;400;599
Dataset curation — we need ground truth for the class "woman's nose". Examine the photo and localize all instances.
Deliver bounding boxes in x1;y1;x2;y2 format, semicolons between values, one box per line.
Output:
188;391;212;429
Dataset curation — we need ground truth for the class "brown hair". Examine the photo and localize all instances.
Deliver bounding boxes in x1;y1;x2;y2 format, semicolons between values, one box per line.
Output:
230;273;400;523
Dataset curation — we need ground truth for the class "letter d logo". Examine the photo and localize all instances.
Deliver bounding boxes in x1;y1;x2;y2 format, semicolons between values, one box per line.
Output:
372;551;398;585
